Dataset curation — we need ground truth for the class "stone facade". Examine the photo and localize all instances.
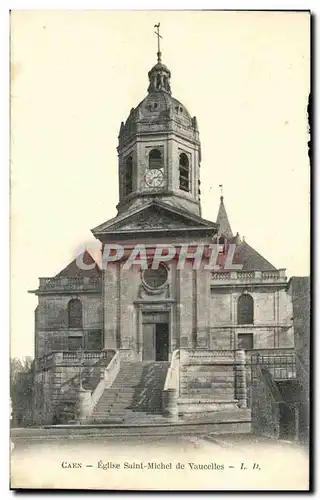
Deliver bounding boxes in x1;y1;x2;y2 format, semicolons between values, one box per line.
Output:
30;46;298;425
210;279;294;351
99;261;293;359
35;292;103;358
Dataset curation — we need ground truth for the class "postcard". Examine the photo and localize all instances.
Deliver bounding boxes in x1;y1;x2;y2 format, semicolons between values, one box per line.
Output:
10;10;310;491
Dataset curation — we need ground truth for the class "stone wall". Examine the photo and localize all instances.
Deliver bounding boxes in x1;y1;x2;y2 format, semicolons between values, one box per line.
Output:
104;263;119;349
251;368;280;438
179;262;194;348
37;295;102;330
287;277;310;369
287;276;310;443
36;294;102;358
209;286;294;350
103;258;212;357
33;352;115;425
180;363;235;400
33;370;54;425
117;128;201;217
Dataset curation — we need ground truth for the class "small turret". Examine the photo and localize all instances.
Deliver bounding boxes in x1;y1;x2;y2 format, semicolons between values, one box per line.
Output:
216;194;233;239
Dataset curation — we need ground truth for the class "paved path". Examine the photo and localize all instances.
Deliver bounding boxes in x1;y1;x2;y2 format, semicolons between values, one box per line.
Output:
11;426;304;451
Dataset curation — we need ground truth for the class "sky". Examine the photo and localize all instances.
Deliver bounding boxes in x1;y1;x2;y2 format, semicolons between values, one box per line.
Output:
10;10;310;359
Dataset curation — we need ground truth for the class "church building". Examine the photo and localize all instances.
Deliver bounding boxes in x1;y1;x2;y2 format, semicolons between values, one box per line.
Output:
31;29;295;427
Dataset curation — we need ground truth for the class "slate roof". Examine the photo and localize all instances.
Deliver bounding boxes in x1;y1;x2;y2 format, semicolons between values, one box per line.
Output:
233;240;277;271
216;196;233;238
215;196;277;271
54;250;101;278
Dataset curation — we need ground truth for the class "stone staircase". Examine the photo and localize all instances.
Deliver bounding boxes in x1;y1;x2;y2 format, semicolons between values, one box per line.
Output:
91;361;169;424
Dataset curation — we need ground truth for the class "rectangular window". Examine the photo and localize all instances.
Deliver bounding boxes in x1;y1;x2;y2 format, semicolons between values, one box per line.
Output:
68;336;83;351
85;331;102;351
237;333;253;350
48;336;64;352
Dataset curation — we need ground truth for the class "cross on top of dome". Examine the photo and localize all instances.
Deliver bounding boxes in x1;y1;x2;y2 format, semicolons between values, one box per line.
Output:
154;22;162;64
148;23;171;94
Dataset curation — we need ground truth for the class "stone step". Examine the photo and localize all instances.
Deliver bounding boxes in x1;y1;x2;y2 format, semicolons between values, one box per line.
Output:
98;390;135;396
98;399;134;405
94;407;138;413
112;384;141;389
94;412;144;418
96;399;133;407
91;361;170;423
98;395;133;402
181;373;235;379
112;382;143;386
100;390;135;397
180;382;235;390
179;390;235;397
108;395;135;402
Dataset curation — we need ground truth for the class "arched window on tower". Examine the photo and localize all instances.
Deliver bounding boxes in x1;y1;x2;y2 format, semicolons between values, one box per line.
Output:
124;155;133;196
179;153;190;192
149;149;163;169
156;74;161;89
237;294;254;325
68;298;83;328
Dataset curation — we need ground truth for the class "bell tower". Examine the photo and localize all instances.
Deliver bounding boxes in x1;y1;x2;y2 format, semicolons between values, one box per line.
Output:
116;24;202;217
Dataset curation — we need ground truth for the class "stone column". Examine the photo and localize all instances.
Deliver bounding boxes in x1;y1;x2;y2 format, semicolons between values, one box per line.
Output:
77;388;92;422
294;405;300;442
163;389;178;421
235;349;247;408
104;264;118;349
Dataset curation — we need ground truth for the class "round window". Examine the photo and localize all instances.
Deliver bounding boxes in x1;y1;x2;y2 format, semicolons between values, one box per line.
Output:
142;265;168;289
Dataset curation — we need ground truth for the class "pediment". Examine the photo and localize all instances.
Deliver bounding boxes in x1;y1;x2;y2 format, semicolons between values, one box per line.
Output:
92;201;216;236
111;207;201;231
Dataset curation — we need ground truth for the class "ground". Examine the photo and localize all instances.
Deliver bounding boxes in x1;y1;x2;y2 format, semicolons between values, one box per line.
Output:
11;429;309;490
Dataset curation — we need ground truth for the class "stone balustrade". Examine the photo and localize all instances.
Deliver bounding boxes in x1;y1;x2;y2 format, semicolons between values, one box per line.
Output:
211;269;287;286
38;276;101;292
87;351;121;420
181;348;235;364
36;350;111;370
162;349;180;420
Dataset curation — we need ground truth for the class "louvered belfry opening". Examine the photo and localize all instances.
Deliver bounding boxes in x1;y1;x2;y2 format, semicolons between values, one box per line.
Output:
179;152;189;192
149;148;163;169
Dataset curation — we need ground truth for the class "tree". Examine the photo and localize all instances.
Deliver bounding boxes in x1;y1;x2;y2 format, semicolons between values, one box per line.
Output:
10;356;34;427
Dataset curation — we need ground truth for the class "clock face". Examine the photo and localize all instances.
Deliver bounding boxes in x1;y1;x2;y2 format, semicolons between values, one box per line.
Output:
144;169;164;187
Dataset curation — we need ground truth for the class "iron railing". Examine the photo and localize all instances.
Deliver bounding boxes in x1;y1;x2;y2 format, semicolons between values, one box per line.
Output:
251;353;296;380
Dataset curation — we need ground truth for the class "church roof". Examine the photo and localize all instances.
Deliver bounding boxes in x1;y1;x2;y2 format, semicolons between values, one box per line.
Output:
118;43;198;145
119;91;195;145
54;250;101;278
216;196;233;238
214;194;277;271
234;240;277;271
